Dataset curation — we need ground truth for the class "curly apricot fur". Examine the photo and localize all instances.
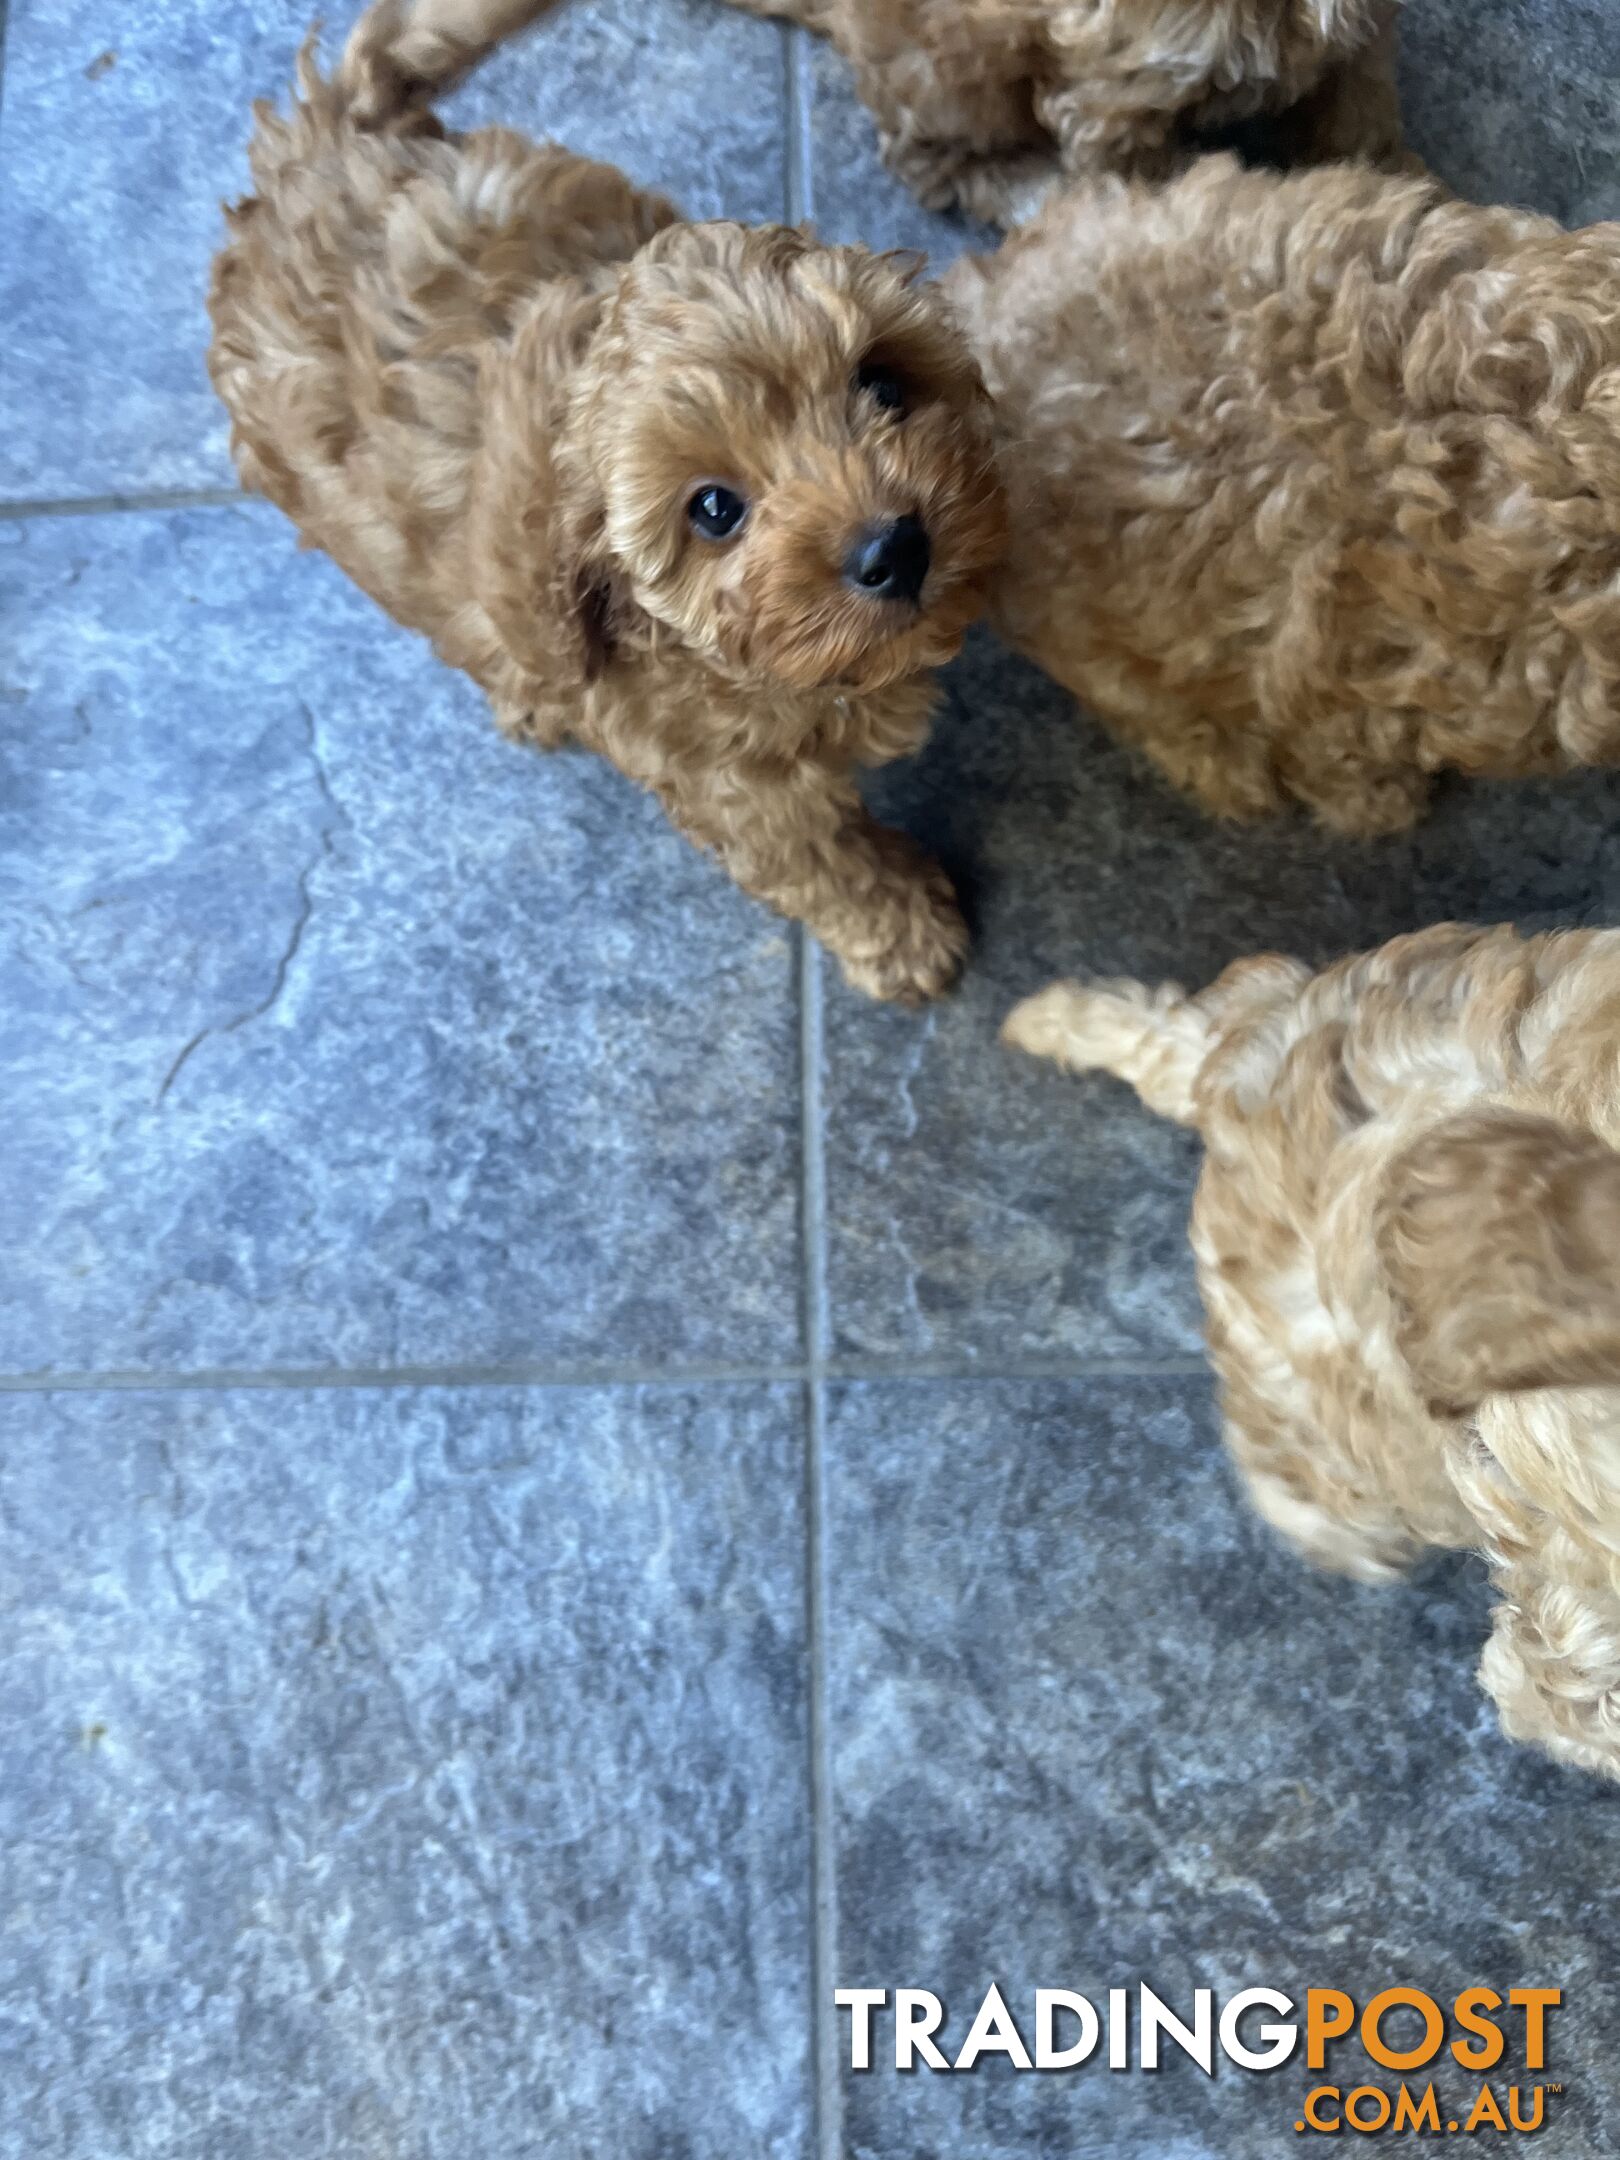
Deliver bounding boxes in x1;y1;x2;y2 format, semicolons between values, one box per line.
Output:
951;160;1620;835
727;0;1408;225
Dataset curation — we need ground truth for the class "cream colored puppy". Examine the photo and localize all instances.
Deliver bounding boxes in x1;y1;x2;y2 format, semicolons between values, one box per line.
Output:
1006;924;1620;1779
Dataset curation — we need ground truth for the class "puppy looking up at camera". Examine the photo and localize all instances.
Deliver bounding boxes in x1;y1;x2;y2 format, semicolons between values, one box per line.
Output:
727;0;1408;227
948;158;1620;834
1006;925;1620;1780
208;0;1006;1002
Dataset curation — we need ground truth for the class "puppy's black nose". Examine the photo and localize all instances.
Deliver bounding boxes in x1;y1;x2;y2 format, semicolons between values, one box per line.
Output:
844;515;931;605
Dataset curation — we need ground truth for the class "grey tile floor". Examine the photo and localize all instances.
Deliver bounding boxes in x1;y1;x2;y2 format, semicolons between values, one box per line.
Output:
1;3;1618;2156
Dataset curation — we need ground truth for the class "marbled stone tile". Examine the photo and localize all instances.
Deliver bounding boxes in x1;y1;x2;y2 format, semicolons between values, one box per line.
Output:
821;631;1620;1361
0;506;802;1373
0;1382;812;2160
801;35;994;261
0;0;785;501
824;1375;1619;2160
1400;0;1620;225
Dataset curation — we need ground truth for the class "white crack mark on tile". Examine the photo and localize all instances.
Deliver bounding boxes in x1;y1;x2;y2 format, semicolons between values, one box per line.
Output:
155;703;344;1106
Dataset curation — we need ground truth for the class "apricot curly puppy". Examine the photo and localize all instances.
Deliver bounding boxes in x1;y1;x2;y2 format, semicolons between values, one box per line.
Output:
727;0;1407;226
1006;924;1620;1778
208;0;1007;1003
948;158;1620;835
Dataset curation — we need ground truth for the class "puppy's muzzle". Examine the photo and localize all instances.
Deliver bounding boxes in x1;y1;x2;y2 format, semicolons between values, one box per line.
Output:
844;515;931;607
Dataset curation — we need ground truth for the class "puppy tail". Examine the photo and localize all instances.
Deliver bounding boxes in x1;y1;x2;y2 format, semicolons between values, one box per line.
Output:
331;0;566;127
1001;978;1211;1127
1377;1109;1620;1408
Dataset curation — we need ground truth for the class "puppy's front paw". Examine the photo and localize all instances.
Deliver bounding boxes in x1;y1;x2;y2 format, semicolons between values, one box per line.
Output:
837;877;969;1006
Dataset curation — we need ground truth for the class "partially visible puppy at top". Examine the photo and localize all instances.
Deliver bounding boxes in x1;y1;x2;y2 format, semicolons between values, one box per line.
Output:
1005;924;1620;1781
948;156;1620;836
725;0;1410;227
208;0;1007;1004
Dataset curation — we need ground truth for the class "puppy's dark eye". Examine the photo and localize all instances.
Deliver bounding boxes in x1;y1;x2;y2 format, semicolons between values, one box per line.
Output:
855;360;907;415
688;484;749;540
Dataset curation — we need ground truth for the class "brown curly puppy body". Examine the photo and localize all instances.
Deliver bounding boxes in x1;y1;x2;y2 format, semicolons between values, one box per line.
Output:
1007;924;1620;1779
208;0;1007;1001
730;0;1405;225
948;158;1620;835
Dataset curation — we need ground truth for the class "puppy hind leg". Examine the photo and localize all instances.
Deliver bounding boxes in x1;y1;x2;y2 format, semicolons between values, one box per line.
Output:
1001;978;1210;1125
1264;6;1419;174
934;144;1065;230
1278;720;1435;838
1107;703;1289;825
1297;765;1433;837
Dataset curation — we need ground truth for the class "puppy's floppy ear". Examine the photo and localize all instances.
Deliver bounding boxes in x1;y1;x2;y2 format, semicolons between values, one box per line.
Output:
469;434;620;694
480;475;619;688
466;291;629;697
1377;1110;1620;1409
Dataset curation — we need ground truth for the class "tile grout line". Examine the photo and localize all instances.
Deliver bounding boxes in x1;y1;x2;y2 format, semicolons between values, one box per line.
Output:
0;486;245;522
799;927;841;2160
784;19;816;232
841;1351;1208;1382
783;22;842;2159
0;1354;1210;1396
0;1359;811;1396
